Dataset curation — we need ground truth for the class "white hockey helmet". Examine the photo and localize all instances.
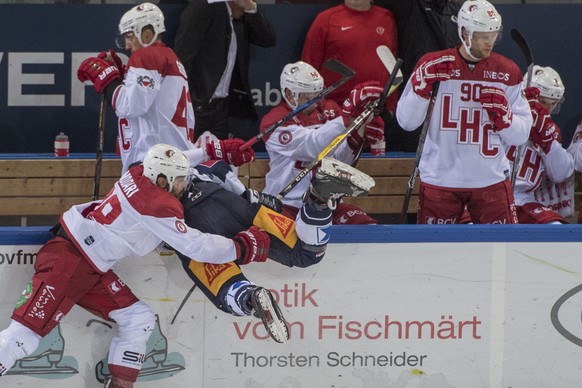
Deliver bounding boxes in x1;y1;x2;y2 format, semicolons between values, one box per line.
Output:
524;65;565;101
143;143;189;192
524;65;565;113
117;2;165;49
280;61;323;109
457;0;502;58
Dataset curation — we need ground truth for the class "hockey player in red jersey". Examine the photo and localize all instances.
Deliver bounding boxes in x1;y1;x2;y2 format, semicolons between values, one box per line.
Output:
509;66;574;223
260;61;383;224
0;144;268;387
396;0;532;224
77;2;254;173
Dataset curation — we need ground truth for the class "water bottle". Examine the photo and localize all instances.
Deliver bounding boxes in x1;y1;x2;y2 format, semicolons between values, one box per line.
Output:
54;132;70;157
371;136;386;156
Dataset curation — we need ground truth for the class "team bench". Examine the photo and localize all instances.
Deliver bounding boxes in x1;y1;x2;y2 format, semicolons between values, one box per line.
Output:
0;155;418;225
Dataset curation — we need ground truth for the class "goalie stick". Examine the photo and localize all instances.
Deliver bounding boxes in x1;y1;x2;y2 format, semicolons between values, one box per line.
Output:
399;82;441;224
93;94;106;200
239;59;355;151
277;58;404;200
352;45;404;164
509;28;534;187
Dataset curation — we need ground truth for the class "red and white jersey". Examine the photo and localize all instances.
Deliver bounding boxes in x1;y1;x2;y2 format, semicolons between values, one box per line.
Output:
112;42;197;172
508;136;574;212
61;165;237;273
397;48;532;188
260;101;355;208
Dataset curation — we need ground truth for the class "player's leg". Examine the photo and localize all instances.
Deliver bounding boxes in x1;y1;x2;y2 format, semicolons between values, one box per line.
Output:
417;181;467;224
77;271;154;388
469;180;519;224
0;237;102;376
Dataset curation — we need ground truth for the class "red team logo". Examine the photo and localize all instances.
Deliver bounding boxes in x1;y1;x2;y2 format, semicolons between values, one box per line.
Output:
279;130;292;145
175;220;187;233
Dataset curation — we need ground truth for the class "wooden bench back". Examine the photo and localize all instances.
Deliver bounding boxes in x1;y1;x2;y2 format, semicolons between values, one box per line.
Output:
0;157;418;217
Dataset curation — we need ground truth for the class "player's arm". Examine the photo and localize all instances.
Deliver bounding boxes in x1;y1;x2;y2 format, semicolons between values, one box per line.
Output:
111;64;163;118
143;214;268;266
567;120;582;172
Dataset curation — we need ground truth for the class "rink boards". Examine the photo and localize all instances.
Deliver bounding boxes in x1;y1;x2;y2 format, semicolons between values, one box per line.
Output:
1;225;582;387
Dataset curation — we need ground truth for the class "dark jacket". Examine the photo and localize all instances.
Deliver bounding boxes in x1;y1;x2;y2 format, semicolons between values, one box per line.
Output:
173;1;276;120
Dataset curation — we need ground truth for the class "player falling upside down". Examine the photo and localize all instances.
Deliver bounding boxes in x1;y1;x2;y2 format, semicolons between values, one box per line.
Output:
173;156;375;343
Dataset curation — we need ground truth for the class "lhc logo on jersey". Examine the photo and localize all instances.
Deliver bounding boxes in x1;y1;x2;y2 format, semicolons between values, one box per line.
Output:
175;220;187;233
279;130;292;145
137;75;155;89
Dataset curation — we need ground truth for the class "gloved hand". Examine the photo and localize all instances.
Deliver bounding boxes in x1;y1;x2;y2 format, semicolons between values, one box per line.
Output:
206;138;256;166
98;49;126;79
411;55;455;99
479;86;513;131
530;112;559;154
77;57;121;94
233;226;270;265
242;189;283;213
347;115;384;151
342;81;383;118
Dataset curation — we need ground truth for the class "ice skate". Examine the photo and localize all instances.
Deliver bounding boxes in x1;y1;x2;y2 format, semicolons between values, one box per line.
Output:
7;324;78;376
96;315;185;383
308;157;375;209
250;287;290;344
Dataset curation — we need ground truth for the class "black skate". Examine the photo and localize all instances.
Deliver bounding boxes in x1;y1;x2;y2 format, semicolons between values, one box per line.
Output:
250;287;289;344
309;157;375;209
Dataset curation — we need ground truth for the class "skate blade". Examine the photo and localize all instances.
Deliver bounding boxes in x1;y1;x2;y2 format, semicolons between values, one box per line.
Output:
254;289;290;344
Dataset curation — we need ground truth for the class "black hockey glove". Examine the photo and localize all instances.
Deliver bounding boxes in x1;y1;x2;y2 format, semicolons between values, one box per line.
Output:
242;189;283;213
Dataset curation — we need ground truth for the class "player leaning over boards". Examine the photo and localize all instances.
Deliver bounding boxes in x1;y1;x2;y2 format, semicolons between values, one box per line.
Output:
260;61;384;224
0;144;269;388
396;0;532;224
77;3;254;174
509;66;574;224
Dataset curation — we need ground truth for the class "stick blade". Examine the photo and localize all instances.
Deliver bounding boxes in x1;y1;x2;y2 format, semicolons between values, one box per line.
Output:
376;45;403;79
323;59;355;78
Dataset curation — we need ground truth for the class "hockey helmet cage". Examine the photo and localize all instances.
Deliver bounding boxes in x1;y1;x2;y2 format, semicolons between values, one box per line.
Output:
117;2;165;48
143;143;189;192
280;61;323;109
457;0;502;58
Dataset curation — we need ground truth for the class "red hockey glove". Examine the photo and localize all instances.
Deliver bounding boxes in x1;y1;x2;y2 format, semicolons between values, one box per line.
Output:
342;81;383;118
206;138;256;167
479;86;513;131
524;86;540;103
411;55;455;99
77;57;121;94
530;112;559;154
98;49;126;79
347;116;384;151
233;226;270;265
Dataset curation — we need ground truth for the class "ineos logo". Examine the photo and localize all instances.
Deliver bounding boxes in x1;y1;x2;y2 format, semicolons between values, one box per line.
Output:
551;284;582;347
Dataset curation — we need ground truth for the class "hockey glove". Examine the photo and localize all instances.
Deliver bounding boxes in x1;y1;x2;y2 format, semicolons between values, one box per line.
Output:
342;81;383;118
98;49;126;79
479;86;513;131
233;226;270;265
347;115;384;151
530;113;559;154
411;55;455;99
206;138;256;167
242;189;283;213
77;57;121;94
